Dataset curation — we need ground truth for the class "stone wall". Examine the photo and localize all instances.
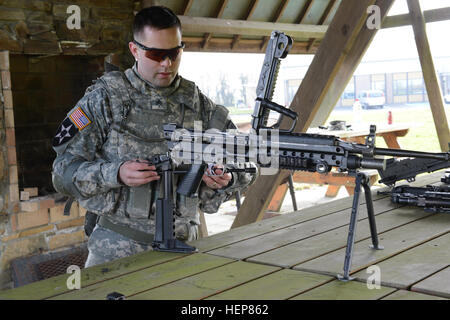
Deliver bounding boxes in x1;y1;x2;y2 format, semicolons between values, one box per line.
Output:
11;54;105;193
0;0;134;59
0;0;137;290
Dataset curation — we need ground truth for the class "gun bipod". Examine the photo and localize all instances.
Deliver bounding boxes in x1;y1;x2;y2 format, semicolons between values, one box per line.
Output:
337;171;384;282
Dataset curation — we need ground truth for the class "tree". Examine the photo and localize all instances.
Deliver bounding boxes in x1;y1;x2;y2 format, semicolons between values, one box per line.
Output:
216;73;234;107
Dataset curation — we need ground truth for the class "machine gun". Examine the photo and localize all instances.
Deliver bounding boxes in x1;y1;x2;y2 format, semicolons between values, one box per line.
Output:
150;154;255;253
154;30;450;281
382;185;450;214
161;31;450;281
150;31;291;254
379;157;450;186
163;123;450;279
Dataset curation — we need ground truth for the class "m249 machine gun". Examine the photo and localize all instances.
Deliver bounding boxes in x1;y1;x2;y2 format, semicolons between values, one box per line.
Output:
161;31;450;281
384;185;450;214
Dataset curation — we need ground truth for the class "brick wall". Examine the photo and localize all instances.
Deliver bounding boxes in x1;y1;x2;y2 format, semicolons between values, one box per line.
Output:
10;54;105;193
0;50;18;216
1;197;88;289
0;0;134;58
0;0;137;289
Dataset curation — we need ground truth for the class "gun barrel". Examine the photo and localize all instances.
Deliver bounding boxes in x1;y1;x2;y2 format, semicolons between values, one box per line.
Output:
375;147;449;161
360;158;386;170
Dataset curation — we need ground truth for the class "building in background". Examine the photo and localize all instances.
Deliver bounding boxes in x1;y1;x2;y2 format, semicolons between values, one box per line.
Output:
283;56;450;108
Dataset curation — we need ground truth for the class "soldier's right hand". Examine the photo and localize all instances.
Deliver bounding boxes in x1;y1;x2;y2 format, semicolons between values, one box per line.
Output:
118;160;160;187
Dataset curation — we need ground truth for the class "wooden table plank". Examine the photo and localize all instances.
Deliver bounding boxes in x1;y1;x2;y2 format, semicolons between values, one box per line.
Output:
289;279;396;300
207;198;403;260
411;266;450;298
294;213;450;277
128;261;280;300
206;269;332;300
48;253;234;300
193;172;440;253
192;195;359;252
0;250;186;300
246;207;432;268
382;290;448;300
351;232;450;290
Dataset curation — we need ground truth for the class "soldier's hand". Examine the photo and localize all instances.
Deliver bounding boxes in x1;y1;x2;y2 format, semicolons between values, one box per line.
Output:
118;160;160;187
202;165;232;189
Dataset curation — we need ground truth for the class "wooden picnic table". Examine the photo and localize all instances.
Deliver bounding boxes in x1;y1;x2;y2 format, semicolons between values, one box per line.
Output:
267;123;412;212
307;122;411;148
1;171;448;301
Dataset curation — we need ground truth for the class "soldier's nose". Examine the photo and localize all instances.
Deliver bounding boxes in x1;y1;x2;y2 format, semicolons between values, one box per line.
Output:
160;56;172;67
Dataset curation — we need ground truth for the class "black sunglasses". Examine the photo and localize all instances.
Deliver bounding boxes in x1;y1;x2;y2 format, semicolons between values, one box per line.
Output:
133;40;185;62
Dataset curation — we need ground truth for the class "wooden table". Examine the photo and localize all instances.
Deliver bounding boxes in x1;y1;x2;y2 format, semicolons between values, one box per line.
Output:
1;171;448;301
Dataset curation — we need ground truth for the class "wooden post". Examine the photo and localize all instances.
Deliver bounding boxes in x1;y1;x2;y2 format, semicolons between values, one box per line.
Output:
407;0;450;151
231;0;394;229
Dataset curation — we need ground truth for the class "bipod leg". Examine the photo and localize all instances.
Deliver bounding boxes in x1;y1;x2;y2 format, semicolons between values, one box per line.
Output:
288;173;298;211
361;174;384;251
337;172;364;282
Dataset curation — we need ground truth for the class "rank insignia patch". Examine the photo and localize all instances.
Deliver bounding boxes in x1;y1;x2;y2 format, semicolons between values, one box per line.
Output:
53;117;79;147
69;107;91;130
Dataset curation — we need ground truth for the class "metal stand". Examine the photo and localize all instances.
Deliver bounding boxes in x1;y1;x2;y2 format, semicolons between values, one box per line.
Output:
337;171;383;281
152;159;197;254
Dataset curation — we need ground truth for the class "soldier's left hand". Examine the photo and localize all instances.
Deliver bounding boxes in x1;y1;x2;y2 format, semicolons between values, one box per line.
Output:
202;165;232;189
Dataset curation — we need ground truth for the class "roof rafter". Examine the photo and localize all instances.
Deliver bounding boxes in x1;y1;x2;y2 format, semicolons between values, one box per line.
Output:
307;0;339;53
382;6;450;28
296;0;315;24
260;0;291;51
179;15;327;39
231;0;260;50
202;0;229;49
182;0;194;15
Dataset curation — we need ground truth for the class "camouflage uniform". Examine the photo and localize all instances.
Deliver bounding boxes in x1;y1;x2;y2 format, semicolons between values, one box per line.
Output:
52;64;257;267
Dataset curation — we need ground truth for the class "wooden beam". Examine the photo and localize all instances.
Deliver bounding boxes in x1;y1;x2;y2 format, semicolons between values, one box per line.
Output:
183;36;319;54
182;0;194;15
179;15;328;39
202;0;229;49
260;0;291;51
309;0;394;127
296;0;315;24
407;0;450;151
383;6;450;29
306;0;339;53
231;0;379;229
231;0;259;49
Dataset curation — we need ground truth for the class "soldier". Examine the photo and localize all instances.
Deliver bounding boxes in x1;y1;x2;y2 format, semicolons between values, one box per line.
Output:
52;6;257;268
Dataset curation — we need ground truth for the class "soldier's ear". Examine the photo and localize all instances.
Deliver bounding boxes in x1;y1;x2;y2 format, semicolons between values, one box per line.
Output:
128;42;139;60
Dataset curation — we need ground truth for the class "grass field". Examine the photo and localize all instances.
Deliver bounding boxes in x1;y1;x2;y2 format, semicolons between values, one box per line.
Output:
326;105;449;152
229;104;449;152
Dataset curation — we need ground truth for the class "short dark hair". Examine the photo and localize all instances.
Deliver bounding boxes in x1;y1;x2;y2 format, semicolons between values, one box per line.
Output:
133;6;181;40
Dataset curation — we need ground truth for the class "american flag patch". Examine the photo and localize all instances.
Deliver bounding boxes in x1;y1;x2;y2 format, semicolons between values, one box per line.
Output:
69;107;91;130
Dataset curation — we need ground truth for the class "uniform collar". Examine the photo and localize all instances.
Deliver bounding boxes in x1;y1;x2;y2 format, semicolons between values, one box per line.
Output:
127;62;181;97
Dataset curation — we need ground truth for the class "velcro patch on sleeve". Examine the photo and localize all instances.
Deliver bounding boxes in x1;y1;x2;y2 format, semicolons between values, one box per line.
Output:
53;117;79;147
69;107;92;130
